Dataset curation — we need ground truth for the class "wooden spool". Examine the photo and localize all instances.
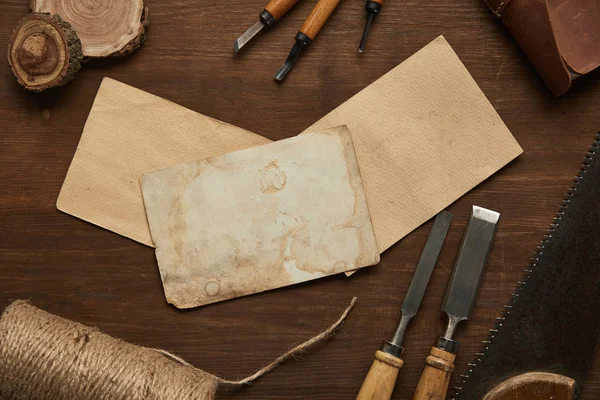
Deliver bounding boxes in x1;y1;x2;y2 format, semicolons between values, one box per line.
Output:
31;0;149;58
7;13;83;92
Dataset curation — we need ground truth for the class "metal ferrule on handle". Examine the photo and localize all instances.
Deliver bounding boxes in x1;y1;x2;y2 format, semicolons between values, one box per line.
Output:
259;9;277;27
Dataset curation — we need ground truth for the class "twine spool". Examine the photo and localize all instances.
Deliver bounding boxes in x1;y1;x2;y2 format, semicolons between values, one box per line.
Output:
0;299;356;400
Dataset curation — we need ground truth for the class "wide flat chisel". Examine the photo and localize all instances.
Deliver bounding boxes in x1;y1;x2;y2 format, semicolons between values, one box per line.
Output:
413;205;499;400
356;211;453;400
234;0;302;53
274;0;341;81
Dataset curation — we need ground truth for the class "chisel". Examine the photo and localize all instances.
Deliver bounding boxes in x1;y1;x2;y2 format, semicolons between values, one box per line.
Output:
413;205;500;400
357;211;453;400
358;0;384;53
234;0;302;53
274;0;341;81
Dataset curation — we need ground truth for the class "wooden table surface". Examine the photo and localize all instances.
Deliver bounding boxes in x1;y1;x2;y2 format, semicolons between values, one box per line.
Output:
1;0;599;399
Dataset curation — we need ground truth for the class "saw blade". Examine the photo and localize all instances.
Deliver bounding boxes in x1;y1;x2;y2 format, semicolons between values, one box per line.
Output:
452;134;600;400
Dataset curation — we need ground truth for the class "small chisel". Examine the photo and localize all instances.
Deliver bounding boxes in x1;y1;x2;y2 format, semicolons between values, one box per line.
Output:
358;0;384;53
234;0;302;53
274;0;341;81
413;205;500;400
356;211;453;400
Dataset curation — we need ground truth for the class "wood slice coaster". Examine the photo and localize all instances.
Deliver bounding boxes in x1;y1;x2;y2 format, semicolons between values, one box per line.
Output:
31;0;149;58
8;13;83;92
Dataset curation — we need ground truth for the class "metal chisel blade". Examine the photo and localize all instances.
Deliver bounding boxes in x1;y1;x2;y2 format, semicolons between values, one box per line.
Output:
443;206;499;322
358;13;374;53
401;211;453;316
388;211;452;348
234;20;265;53
274;41;304;81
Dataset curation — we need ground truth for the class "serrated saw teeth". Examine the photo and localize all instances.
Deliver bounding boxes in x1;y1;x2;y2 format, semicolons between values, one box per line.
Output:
451;134;600;399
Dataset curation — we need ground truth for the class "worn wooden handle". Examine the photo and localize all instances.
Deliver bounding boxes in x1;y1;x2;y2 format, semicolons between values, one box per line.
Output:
370;0;385;4
356;350;404;400
413;347;456;400
483;372;575;400
264;0;301;21
299;0;341;40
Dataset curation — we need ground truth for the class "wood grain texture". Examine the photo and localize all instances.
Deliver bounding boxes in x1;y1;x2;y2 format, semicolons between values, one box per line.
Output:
483;372;575;400
31;0;148;58
357;350;404;400
1;0;600;399
300;0;341;40
7;13;82;91
413;347;456;400
265;0;302;21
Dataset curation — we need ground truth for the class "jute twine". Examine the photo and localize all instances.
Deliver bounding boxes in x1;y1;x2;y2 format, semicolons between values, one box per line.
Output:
0;298;357;400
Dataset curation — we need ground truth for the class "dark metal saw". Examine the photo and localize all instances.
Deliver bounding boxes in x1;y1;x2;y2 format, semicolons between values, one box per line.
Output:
451;134;600;400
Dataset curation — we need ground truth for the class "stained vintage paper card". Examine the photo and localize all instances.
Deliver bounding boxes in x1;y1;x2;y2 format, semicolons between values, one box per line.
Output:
140;126;380;308
57;35;522;261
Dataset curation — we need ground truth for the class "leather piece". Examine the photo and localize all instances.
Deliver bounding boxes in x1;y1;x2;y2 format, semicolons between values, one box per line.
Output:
484;0;513;17
484;0;600;96
548;0;600;74
501;0;571;96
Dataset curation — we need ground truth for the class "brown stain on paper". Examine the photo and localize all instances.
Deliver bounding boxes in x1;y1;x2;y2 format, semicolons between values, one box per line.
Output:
260;160;287;194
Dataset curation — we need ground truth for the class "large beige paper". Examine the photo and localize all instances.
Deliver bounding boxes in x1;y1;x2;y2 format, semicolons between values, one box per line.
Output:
141;127;380;308
58;35;522;255
57;78;271;245
303;36;523;251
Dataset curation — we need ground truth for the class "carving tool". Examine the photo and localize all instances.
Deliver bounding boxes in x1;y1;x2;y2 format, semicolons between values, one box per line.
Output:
452;135;600;400
356;211;453;400
413;206;499;400
274;0;341;81
234;0;302;53
358;0;384;53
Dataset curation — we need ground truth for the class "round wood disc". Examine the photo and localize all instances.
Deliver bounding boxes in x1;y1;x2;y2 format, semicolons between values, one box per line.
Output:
31;0;149;58
8;13;83;92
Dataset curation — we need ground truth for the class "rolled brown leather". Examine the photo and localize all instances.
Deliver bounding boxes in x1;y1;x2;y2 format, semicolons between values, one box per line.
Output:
485;0;600;96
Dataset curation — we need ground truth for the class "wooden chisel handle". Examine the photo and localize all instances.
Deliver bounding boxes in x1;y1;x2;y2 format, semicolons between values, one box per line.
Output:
265;0;302;21
299;0;341;40
413;347;456;400
356;350;404;400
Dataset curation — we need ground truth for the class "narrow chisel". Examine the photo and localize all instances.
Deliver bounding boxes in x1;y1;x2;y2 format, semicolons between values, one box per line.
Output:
274;0;341;81
413;205;500;400
234;0;302;53
356;211;453;400
358;0;384;53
